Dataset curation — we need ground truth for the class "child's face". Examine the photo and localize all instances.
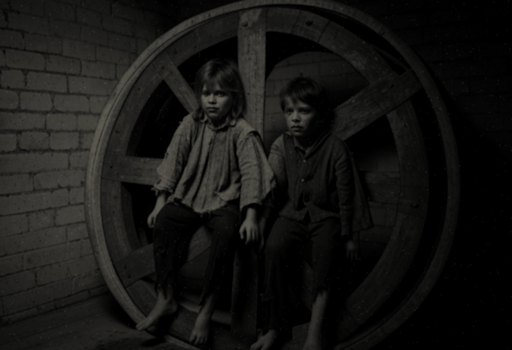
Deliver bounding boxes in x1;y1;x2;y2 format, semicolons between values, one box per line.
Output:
201;83;233;125
283;97;321;141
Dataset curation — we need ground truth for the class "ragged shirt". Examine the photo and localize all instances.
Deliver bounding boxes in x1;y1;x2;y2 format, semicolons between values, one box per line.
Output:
268;131;373;237
153;113;275;214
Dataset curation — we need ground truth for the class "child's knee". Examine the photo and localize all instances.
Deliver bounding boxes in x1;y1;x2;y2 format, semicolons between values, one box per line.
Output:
264;237;289;258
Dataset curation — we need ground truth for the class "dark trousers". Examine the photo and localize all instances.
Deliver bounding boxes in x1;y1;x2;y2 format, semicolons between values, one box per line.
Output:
153;203;240;305
262;216;343;332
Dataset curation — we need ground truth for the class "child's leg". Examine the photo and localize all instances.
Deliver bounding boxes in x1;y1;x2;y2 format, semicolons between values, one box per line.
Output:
189;207;240;345
303;218;342;349
304;287;329;350
136;287;178;331
137;204;203;331
189;278;221;345
252;217;306;350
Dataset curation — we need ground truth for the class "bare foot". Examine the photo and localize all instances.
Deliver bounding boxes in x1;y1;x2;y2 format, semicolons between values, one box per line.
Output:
303;335;322;350
189;311;210;346
251;330;279;350
136;293;178;331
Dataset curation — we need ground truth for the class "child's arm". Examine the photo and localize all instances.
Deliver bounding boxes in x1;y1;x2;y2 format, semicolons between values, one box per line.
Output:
239;205;263;249
147;191;169;228
153;115;195;196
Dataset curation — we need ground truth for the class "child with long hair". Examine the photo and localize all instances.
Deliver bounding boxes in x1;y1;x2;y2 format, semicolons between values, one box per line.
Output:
136;58;275;346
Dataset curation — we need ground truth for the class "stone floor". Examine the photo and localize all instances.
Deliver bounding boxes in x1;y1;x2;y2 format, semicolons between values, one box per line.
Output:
0;294;190;350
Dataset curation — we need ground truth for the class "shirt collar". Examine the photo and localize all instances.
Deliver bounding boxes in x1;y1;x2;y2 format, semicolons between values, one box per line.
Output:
200;113;237;131
287;130;329;156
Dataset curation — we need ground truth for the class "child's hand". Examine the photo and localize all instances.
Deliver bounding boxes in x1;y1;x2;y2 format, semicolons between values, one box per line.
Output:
345;238;359;261
147;192;169;228
147;209;159;228
239;217;260;245
239;207;263;248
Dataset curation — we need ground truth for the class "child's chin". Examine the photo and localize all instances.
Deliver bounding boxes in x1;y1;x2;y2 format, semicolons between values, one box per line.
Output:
290;130;305;137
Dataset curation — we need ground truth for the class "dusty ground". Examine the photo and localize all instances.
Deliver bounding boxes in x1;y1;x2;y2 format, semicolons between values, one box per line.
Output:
0;294;190;350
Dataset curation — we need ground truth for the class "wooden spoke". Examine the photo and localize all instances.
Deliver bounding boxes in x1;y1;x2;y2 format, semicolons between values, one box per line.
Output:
238;8;267;135
108;65;163;154
114;244;154;287
333;70;422;140
225;8;269;342
151;52;197;113
102;155;159;185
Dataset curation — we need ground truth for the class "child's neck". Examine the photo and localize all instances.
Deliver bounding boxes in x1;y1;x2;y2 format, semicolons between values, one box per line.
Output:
294;130;323;151
206;115;229;128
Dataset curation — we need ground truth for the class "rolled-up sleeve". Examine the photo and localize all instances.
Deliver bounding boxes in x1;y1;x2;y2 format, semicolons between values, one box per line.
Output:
236;132;276;211
152;117;194;195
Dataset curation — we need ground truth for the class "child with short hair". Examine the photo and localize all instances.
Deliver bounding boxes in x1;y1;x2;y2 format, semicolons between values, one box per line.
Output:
136;58;275;346
252;77;372;350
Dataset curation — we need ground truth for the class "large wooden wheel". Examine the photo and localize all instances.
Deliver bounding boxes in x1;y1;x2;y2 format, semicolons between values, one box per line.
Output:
85;1;459;349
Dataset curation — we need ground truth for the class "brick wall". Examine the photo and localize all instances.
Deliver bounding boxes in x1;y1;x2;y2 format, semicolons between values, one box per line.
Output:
0;0;175;324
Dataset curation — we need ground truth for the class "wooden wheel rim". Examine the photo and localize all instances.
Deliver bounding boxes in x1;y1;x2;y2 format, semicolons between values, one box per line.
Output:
85;1;460;349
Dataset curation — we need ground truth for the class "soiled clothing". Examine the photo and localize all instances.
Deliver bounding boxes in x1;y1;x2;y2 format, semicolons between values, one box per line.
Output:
153;204;239;306
268;131;355;236
263;216;345;333
262;130;373;332
151;112;275;304
153;113;275;214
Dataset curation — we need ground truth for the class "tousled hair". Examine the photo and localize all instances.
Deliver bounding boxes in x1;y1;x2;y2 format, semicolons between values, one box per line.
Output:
193;58;246;121
279;77;332;124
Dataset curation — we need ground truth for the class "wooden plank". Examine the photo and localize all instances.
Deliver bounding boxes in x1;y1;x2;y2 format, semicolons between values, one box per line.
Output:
292;9;330;42
232;8;266;342
266;7;391;82
163;306;247;350
266;6;300;34
238;8;267;136
102;155;160;185
114;244;154;287
151;51;198;114
387;103;429;189
101;179;132;262
362;171;400;204
166;13;239;66
332;70;422;141
106;64;163;155
230;246;259;342
339;213;425;340
398;185;429;219
319;20;392;82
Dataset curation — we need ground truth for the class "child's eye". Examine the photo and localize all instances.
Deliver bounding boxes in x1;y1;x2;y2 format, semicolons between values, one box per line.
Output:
215;91;227;97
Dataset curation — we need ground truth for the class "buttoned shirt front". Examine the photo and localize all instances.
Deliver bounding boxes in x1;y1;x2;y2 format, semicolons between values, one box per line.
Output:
268;131;354;236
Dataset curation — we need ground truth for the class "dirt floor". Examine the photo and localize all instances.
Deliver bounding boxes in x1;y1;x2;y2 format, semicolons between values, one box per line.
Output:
0;294;191;350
